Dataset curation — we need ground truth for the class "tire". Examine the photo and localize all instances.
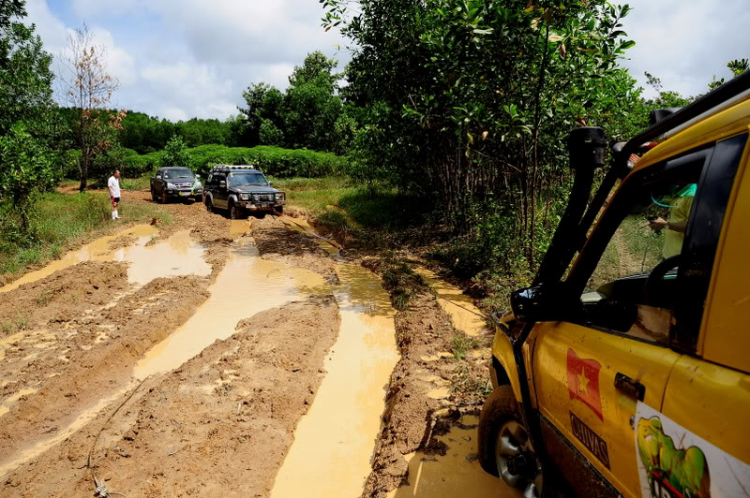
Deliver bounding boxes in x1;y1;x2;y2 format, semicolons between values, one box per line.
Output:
274;206;283;215
478;385;543;497
161;190;168;204
206;197;213;213
229;202;245;220
195;195;203;203
254;212;266;219
151;189;157;202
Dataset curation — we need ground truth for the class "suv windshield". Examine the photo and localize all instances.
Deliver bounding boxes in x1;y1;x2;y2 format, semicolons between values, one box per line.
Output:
227;172;268;187
163;168;194;179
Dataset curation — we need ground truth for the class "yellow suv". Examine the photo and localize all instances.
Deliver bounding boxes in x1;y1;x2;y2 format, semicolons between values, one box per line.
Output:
478;72;750;498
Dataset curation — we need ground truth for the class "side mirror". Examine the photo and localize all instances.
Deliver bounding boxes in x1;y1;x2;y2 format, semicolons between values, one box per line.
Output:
510;282;581;323
268;181;273;187
195;174;201;179
219;181;226;188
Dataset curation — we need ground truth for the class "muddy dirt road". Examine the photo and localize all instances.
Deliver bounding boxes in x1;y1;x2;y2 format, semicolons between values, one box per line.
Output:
1;190;521;497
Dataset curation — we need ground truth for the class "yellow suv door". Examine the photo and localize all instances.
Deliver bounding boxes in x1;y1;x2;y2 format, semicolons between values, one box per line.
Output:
650;133;750;498
533;132;747;497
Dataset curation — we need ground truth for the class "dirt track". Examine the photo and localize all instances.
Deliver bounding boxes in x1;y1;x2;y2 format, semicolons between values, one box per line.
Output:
1;189;513;497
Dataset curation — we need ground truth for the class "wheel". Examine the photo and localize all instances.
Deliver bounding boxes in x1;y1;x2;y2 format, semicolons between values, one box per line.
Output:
195;195;203;203
478;385;543;498
160;190;168;204
206;197;213;213
229;202;245;220
254;212;266;219
274;206;283;215
151;188;157;202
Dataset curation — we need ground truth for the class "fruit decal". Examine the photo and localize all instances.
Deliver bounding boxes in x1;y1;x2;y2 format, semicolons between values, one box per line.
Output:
637;417;711;498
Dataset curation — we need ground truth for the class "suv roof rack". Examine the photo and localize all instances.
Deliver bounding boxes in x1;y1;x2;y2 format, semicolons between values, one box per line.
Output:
210;165;261;172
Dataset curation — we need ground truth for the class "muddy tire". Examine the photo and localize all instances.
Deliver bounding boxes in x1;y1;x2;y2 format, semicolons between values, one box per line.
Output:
478;385;543;497
229;202;245;220
161;191;168;204
274;206;283;216
151;189;157;202
195;195;203;203
206;197;213;213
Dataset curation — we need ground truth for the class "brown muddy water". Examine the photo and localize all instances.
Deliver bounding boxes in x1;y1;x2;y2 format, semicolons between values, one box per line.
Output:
2;217;509;497
134;240;330;379
270;262;400;498
0;225;210;293
415;267;489;337
387;415;522;498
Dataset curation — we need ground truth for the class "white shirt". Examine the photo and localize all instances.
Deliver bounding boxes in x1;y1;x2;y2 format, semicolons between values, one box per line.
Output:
108;176;121;198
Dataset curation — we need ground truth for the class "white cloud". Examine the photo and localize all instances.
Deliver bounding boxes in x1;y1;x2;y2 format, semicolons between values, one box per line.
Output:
34;0;748;122
619;0;750;98
28;0;349;121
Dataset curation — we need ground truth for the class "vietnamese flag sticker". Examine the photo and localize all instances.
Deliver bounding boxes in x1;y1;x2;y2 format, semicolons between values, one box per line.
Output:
567;348;603;421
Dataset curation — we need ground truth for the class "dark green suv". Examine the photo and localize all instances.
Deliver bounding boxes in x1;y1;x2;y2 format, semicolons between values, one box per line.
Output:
150;167;203;203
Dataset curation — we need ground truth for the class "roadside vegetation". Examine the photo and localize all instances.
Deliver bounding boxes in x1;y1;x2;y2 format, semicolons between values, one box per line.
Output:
1;0;748;312
0;192;169;280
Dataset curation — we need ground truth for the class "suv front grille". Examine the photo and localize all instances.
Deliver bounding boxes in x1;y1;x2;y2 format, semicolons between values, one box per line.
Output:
254;194;273;202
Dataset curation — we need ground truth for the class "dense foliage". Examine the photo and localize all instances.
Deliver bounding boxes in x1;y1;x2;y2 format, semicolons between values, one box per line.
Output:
325;0;643;266
0;0;58;233
237;51;353;154
115;144;346;179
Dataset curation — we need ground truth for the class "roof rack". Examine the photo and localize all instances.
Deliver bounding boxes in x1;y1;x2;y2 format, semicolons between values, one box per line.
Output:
210;164;261;172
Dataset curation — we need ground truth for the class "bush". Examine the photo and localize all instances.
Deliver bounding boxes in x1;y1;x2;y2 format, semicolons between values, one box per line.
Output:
94;144;347;180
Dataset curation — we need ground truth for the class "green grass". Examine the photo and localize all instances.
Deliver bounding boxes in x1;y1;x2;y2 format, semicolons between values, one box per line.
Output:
0;191;171;277
449;333;480;361
120;176;151;191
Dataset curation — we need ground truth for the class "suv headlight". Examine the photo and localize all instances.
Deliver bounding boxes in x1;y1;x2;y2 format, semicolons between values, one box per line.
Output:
167;182;176;189
240;194;250;201
276;193;285;201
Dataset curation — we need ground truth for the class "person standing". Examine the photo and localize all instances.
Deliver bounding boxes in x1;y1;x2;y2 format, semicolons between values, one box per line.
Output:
108;170;122;220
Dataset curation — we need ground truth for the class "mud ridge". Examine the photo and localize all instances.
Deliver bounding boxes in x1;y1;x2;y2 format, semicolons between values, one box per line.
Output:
252;216;339;283
2;296;341;497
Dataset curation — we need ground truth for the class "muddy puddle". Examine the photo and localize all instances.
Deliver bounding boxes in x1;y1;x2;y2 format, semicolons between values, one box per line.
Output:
0;225;210;293
270;262;400;498
134;240;330;379
387;415;522;498
415;267;488;337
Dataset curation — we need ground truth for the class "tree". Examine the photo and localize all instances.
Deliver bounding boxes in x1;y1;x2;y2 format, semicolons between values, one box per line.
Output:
60;24;123;191
236;51;348;151
0;0;55;137
0;124;56;231
708;59;749;91
323;0;639;265
160;135;190;167
0;0;58;233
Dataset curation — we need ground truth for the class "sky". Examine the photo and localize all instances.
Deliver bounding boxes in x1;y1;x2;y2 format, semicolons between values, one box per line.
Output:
23;0;750;122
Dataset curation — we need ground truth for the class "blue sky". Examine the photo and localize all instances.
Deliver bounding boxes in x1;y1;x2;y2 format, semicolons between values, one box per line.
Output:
25;0;750;122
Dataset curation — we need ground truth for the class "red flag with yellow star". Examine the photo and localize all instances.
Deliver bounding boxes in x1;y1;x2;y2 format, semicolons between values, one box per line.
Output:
567;348;603;421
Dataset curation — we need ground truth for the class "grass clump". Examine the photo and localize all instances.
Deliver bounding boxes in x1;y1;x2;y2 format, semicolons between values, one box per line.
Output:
449;333;480;360
0;191;170;279
380;259;431;311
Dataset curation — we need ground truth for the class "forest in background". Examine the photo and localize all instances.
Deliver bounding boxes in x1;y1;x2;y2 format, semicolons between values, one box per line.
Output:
1;0;747;302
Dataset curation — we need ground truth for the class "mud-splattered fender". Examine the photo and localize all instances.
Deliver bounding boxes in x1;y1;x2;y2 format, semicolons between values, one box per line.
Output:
491;322;523;404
